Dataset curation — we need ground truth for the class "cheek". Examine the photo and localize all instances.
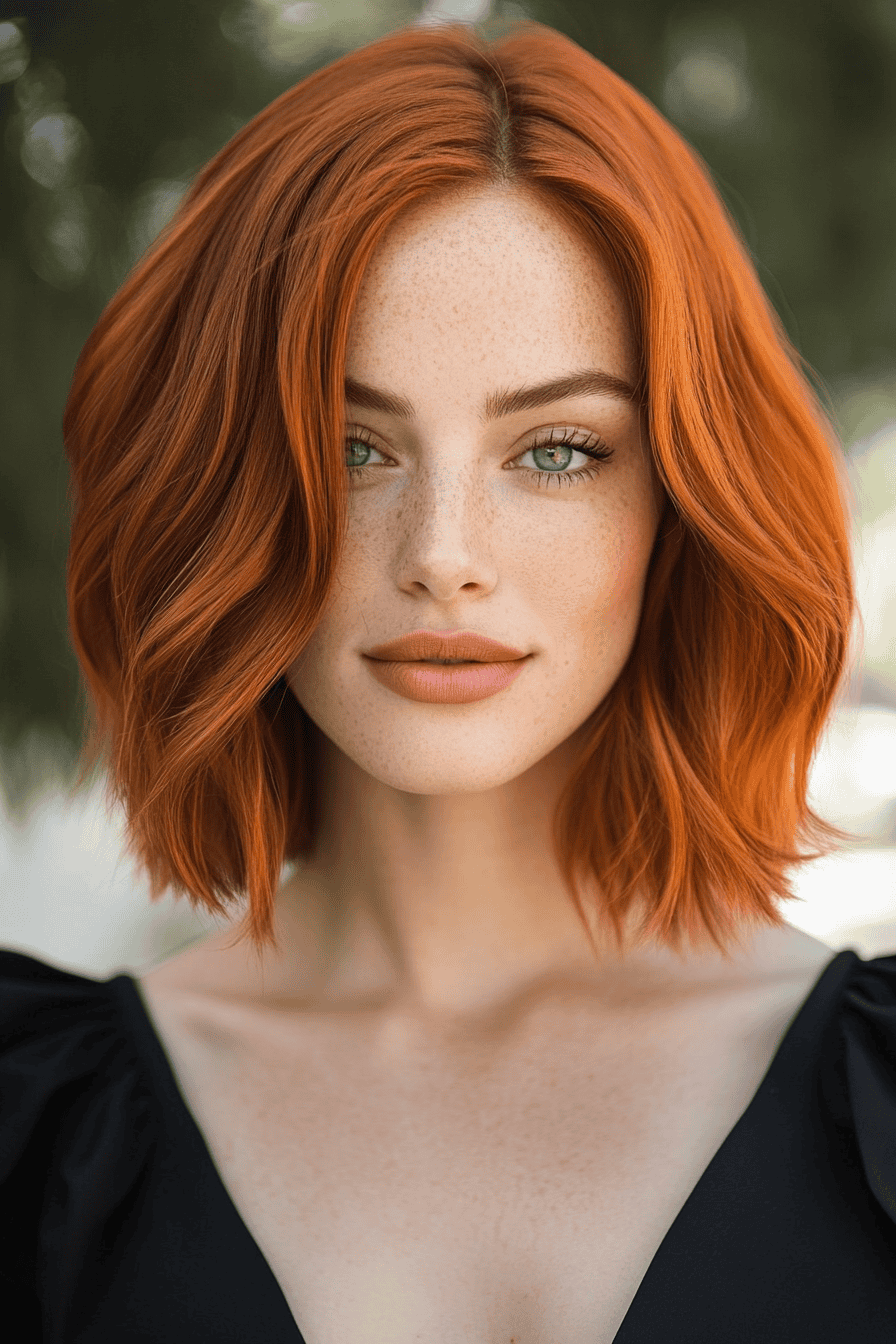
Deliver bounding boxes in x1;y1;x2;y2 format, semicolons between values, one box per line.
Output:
286;569;362;694
521;493;658;638
602;514;656;606
289;506;395;686
303;466;660;651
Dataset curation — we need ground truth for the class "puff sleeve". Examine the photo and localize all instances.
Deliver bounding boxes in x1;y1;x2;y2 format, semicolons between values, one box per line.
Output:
0;949;155;1336
839;953;896;1229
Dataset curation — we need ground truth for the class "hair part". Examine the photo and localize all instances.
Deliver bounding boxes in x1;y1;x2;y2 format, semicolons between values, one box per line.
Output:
63;20;855;958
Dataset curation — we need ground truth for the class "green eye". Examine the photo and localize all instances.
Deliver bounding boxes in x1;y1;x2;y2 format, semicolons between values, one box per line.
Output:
514;431;614;489
346;439;373;468
529;443;576;471
345;434;387;472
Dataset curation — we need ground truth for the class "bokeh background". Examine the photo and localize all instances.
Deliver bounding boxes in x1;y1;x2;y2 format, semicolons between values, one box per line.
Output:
1;0;894;977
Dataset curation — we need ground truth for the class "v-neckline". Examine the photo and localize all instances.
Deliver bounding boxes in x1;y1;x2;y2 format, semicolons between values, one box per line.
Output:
113;947;855;1344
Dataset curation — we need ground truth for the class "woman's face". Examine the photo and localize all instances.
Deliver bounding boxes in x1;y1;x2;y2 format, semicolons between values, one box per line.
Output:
288;184;663;795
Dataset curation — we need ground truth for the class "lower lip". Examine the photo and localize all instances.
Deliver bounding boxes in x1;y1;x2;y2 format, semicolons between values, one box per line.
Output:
363;657;530;704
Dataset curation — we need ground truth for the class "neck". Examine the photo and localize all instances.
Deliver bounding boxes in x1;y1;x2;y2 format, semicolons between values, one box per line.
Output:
251;726;748;1023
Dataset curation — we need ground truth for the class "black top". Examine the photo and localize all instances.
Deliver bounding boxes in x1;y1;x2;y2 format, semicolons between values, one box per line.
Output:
2;946;896;1343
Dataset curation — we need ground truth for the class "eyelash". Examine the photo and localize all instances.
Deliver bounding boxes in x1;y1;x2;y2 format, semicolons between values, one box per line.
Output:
344;426;614;490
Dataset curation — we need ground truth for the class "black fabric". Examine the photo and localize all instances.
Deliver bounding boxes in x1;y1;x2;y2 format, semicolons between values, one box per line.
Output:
1;945;896;1342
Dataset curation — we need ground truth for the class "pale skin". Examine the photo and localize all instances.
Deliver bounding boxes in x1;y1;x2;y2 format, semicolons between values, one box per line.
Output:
139;184;836;1343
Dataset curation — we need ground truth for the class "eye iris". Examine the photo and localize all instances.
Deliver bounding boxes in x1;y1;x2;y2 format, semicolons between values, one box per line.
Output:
532;443;574;471
346;440;371;468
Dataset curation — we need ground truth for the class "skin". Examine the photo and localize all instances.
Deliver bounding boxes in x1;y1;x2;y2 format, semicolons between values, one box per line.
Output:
283;181;659;1013
138;182;836;1343
248;181;831;1022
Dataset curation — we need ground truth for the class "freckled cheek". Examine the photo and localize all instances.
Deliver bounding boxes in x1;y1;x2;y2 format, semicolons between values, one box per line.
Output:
538;515;655;651
601;521;655;606
320;492;655;645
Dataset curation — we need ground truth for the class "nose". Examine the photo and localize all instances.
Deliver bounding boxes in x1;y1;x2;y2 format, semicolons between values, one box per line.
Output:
391;458;499;603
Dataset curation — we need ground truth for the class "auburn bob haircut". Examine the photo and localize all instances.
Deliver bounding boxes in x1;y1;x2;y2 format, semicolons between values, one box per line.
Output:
63;21;855;957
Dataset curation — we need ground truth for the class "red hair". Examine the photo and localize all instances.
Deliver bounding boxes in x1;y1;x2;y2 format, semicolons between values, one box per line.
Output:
63;20;855;956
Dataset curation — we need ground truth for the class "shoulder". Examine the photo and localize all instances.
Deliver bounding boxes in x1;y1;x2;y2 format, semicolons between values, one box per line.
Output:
823;949;896;1224
841;948;896;1012
0;945;135;1068
0;947;155;1232
835;947;896;1067
836;948;896;1093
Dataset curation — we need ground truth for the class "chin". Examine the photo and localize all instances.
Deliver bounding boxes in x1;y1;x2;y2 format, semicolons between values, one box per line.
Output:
314;715;561;797
350;749;539;797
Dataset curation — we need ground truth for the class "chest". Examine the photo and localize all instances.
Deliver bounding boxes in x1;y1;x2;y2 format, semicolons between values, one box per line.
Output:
138;983;803;1344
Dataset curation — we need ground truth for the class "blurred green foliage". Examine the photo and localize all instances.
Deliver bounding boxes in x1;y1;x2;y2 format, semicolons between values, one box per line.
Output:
1;0;895;820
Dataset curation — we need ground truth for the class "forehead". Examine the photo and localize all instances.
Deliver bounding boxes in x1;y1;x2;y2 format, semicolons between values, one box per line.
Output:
345;184;637;398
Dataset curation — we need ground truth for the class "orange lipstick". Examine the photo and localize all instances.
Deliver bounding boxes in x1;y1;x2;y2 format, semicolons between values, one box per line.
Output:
363;629;531;704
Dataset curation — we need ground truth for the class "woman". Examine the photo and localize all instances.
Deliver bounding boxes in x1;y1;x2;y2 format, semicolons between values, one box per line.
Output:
2;18;893;1343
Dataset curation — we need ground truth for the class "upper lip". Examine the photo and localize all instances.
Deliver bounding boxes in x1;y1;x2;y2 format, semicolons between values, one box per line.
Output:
364;629;528;662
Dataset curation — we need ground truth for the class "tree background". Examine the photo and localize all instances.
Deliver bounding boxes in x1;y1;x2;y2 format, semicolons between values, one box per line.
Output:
1;0;895;826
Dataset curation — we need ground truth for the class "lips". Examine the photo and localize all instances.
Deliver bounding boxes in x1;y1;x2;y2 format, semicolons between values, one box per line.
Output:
364;629;527;663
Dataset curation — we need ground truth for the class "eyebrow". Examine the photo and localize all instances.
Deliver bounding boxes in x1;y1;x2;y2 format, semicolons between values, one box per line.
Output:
344;368;639;423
